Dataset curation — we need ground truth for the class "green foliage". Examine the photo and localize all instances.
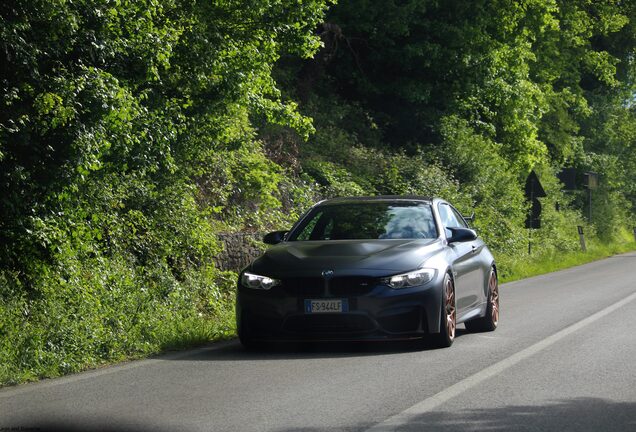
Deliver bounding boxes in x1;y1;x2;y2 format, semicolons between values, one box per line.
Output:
580;153;632;241
436;115;528;255
528;164;585;254
2;0;636;386
0;260;237;385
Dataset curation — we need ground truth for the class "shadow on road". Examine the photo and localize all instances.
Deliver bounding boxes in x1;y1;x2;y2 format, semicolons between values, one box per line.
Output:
165;329;470;362
393;397;636;432
24;397;635;432
1;423;172;432
269;397;636;432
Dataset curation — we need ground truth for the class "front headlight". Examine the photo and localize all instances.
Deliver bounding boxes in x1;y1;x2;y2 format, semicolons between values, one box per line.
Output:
382;268;436;289
241;272;280;290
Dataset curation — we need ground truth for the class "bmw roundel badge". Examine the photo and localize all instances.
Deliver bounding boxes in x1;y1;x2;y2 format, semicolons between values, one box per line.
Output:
321;270;334;279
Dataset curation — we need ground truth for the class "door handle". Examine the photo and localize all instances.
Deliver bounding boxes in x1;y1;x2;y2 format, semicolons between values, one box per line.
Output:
471;245;478;254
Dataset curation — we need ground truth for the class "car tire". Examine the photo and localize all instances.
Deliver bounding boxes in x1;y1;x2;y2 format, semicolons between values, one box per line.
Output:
465;267;499;332
430;272;456;348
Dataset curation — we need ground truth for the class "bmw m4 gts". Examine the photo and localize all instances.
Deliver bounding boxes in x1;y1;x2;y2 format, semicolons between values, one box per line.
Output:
236;196;499;348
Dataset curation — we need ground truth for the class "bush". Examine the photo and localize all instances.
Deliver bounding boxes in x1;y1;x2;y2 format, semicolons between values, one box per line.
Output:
0;258;237;385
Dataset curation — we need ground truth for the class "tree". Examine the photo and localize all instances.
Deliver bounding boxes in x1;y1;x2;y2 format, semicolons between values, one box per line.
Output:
0;0;329;273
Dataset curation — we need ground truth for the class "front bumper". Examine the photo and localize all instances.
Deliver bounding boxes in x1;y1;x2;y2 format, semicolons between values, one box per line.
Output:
236;275;444;342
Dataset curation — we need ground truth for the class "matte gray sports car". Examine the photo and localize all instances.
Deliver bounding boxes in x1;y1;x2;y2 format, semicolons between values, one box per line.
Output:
236;196;499;348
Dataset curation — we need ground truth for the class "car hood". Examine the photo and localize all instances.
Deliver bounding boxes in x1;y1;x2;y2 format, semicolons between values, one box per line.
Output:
248;238;444;278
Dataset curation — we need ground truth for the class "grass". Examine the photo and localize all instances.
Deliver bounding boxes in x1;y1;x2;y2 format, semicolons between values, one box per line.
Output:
155;314;237;352
0;318;236;388
0;298;237;388
498;238;636;284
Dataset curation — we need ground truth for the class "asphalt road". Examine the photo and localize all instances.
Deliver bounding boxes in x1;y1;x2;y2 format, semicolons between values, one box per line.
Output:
2;253;636;432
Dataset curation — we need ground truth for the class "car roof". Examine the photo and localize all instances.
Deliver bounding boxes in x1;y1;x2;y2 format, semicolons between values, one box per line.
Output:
318;195;436;205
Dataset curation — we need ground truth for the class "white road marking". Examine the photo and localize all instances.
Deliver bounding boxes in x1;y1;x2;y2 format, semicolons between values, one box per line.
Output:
0;340;238;399
366;290;636;432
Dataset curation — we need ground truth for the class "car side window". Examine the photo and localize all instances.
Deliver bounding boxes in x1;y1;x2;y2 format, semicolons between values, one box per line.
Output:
321;219;335;240
449;206;468;229
295;211;324;240
439;204;462;238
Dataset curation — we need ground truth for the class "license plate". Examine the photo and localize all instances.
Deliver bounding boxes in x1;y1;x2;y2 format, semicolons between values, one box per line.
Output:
304;299;349;313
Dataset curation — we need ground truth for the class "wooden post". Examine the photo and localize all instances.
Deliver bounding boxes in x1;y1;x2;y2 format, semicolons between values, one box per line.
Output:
578;226;587;252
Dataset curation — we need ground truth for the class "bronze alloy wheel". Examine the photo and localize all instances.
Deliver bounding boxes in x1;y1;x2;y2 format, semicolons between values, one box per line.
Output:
464;267;499;333
489;269;499;326
445;275;456;341
431;273;456;348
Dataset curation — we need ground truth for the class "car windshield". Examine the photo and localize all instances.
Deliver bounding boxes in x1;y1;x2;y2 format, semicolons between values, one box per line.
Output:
288;202;437;241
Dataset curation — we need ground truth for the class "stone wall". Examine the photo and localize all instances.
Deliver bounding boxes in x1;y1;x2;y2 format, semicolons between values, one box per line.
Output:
214;233;267;272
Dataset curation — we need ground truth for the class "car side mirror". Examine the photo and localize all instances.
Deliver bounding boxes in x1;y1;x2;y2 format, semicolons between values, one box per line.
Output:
263;230;288;245
447;227;478;243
